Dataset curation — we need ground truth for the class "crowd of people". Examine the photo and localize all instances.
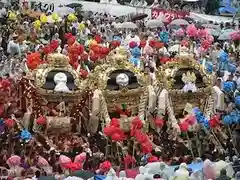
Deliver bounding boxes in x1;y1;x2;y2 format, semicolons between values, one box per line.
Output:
0;0;240;179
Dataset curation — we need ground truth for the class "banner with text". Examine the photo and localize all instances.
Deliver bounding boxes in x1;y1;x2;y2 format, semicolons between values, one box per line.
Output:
151;8;189;23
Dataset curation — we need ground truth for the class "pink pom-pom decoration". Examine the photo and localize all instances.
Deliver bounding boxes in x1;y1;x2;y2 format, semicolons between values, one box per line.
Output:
37;156;49;167
199;47;208;54
74;152;86;163
186;24;197;37
7;155;21;166
206;35;214;43
59;155;72;167
230;31;240;41
143;44;153;55
201;39;211;50
197;29;208;38
185;115;196;125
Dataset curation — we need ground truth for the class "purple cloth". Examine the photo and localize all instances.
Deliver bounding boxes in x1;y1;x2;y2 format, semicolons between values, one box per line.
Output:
0;125;5;134
21;162;30;169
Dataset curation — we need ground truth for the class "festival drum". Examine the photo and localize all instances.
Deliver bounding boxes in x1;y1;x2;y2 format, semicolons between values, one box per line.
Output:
45;116;71;133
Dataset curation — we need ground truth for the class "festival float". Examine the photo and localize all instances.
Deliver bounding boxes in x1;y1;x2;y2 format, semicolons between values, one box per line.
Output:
155;45;229;157
81;46;159;164
19;44;89;135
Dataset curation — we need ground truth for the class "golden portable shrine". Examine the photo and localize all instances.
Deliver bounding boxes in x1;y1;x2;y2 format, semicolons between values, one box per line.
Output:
80;47;158;133
155;54;229;157
79;47;161;161
16;46;235;157
18;53;90;134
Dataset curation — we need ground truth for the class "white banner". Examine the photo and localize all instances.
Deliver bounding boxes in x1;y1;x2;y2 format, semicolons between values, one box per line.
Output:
21;0;151;16
20;0;237;21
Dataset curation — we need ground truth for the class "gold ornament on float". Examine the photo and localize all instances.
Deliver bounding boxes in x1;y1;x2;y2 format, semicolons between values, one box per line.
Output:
181;71;197;84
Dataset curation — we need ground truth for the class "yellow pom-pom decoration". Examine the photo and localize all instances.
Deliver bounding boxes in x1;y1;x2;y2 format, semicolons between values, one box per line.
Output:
34;20;41;29
8;11;17;20
52;12;59;21
67;13;77;22
40;14;47;23
78;23;85;30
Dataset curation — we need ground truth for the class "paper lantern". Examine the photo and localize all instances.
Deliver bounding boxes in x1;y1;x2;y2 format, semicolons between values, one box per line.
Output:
40;14;47;23
78;23;85;30
52;12;59;21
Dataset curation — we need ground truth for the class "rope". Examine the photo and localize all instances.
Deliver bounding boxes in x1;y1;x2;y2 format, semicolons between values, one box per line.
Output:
100;94;111;125
204;95;214;120
166;96;178;128
138;88;148;116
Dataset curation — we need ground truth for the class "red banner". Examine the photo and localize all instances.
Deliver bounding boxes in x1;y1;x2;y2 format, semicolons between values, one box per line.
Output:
151;9;189;23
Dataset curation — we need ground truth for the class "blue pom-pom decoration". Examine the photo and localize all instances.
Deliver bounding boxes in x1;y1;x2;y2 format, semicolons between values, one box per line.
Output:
223;115;233;125
113;36;122;42
235;96;240;106
199;60;213;73
193;107;209;129
129;57;140;67
223;110;240;125
228;63;236;73
219;52;229;63
223;81;235;93
206;62;213;73
131;47;141;57
20;129;32;141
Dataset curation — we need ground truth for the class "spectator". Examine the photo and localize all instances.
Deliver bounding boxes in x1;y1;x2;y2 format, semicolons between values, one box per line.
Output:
216;169;231;180
32;170;40;180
